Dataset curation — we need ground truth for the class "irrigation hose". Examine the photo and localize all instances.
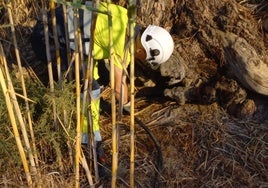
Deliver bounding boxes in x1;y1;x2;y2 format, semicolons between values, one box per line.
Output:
133;116;163;188
102;105;163;186
133;116;163;170
122;109;163;187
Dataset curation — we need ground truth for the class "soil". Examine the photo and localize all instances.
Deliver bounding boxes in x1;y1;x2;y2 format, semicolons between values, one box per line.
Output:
97;78;268;187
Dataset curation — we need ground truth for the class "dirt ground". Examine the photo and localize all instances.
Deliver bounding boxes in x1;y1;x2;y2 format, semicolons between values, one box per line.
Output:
96;81;268;187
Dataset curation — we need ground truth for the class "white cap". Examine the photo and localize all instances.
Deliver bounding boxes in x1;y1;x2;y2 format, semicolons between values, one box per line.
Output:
141;25;174;66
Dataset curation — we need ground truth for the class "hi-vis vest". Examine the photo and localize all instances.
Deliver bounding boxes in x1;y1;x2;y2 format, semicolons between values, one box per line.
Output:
67;2;129;78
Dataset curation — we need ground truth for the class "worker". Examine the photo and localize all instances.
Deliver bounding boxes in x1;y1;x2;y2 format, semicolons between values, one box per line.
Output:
66;1;174;166
30;1;174;176
87;0;174;156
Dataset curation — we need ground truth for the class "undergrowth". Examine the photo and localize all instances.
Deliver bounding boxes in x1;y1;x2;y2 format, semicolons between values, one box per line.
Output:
0;74;77;181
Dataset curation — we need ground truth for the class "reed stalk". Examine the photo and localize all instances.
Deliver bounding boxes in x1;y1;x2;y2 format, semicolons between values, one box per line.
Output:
50;1;72;173
1;43;38;176
80;151;94;186
128;0;136;187
42;1;64;171
57;3;74;166
50;0;62;85
78;0;100;182
90;1;100;181
0;43;32;187
73;3;82;187
42;2;58;130
105;1;118;187
75;1;98;184
6;0;38;176
62;4;73;81
78;30;85;80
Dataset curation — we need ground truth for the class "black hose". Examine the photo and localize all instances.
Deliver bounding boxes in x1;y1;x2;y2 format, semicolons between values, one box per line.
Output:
101;99;163;186
134;116;163;188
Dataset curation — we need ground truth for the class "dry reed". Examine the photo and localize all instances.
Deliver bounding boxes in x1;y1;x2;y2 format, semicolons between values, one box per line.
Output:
104;1;119;187
128;0;136;187
0;43;32;187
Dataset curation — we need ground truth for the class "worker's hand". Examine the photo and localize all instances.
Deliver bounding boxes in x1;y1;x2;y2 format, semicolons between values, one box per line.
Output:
123;101;131;113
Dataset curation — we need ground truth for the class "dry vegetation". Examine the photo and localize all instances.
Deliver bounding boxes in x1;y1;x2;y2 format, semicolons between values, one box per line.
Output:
0;0;267;187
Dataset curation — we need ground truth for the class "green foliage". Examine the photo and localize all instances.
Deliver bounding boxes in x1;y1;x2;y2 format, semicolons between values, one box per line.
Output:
35;80;76;133
0;73;77;174
0;90;21;173
0;73;24;173
32;80;77;167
